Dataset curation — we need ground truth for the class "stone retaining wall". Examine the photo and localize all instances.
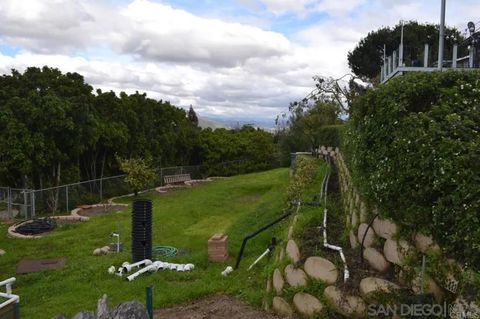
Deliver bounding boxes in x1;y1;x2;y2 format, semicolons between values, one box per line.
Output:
266;148;478;318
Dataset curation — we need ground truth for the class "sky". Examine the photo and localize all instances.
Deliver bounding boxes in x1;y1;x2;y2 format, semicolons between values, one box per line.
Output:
0;0;479;125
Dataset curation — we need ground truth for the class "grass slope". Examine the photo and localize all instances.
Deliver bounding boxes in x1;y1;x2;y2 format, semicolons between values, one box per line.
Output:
0;168;290;319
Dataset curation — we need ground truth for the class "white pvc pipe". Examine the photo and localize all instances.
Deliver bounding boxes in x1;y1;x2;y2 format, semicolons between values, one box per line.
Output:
122;259;152;273
247;248;270;271
0;294;19;309
127;264;156;281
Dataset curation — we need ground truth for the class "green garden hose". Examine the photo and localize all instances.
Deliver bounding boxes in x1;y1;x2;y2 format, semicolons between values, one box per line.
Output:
152;245;177;257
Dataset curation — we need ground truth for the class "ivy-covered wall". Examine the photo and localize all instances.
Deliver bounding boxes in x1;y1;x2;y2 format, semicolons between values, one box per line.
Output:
344;71;480;268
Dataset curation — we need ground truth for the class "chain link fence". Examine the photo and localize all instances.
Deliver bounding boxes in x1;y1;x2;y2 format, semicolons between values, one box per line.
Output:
0;160;281;220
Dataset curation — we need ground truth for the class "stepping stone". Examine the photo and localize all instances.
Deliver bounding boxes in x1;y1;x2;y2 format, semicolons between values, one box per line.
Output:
357;223;376;247
324;285;366;318
293;292;323;316
383;239;411;266
373;217;397;239
359;277;399;297
284;264;307;288
272;268;284;295
286;239;300;263
304;256;338;284
272;296;293;316
414;233;440;253
363;247;390;273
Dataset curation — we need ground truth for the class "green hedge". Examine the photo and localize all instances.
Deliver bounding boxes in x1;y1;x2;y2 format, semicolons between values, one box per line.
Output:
345;71;480;266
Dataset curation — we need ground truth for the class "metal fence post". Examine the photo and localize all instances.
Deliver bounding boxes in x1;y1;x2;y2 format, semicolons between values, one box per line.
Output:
100;177;103;202
23;191;28;219
66;185;69;213
7;187;12;219
31;191;35;218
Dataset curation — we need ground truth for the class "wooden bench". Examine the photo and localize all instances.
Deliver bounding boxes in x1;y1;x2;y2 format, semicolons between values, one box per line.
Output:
163;174;191;185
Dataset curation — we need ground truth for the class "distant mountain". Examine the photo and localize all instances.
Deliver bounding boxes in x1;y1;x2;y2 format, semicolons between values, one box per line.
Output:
198;117;229;129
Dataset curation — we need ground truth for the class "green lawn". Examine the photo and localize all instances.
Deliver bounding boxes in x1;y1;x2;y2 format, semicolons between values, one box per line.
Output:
0;168;293;319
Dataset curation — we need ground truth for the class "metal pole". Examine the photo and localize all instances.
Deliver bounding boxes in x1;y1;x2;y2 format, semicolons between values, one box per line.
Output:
399;20;404;67
438;0;446;70
146;286;153;319
66;186;69;213
424;44;429;67
7;187;11;219
31;191;35;218
452;44;458;68
99;176;103;202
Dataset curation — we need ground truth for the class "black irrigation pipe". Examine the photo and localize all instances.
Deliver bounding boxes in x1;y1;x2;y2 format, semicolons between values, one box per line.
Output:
360;213;380;264
234;209;293;269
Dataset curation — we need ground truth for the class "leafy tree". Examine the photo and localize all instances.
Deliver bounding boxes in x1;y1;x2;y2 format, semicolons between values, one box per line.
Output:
348;21;464;82
118;157;156;196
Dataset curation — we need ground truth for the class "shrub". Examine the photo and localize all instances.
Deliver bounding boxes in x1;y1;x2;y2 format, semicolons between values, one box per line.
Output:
346;71;480;266
287;156;317;202
317;124;346;148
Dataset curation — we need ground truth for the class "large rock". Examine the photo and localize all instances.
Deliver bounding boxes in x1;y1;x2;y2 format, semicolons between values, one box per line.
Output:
359;277;400;297
0;249;5;256
359;202;368;223
351;210;358;228
304;256;338;284
414;233;440;253
293;292;323;316
383;239;411;266
272;296;293;316
349;230;358;249
284;264;307;288
273;268;285;295
373;217;397;239
357;223;376;248
286;239;300;263
363;247;390;273
72;311;95;319
96;294;111;319
324;286;366;318
110;301;149;319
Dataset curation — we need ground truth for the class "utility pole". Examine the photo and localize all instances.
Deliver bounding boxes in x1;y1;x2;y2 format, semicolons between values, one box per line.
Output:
438;0;446;70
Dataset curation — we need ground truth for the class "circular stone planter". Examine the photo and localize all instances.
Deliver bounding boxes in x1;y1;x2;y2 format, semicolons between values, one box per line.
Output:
75;204;128;217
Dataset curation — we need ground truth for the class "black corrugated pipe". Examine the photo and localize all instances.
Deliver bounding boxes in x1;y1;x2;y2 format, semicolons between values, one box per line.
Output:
132;199;153;262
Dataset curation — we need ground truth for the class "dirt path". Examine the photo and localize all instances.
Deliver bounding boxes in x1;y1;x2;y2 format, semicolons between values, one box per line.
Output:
154;294;287;319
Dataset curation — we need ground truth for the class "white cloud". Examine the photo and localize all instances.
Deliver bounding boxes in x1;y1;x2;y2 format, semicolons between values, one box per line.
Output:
0;0;478;122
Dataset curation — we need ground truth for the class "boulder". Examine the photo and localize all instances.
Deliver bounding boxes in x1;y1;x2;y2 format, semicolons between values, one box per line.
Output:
293;292;323;316
359;202;368;223
110;301;149;319
287;226;294;240
273;268;285;295
72;311;95;319
284;264;307;288
351;210;359;228
304;256;338;284
272;297;293;316
414;233;440;253
324;286;366;318
0;249;5;256
286;239;300;263
383;239;411;266
96;294;111;319
373;217;397;239
93;248;102;256
359;277;399;297
349;230;358;249
357;223;376;248
363;247;390;273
